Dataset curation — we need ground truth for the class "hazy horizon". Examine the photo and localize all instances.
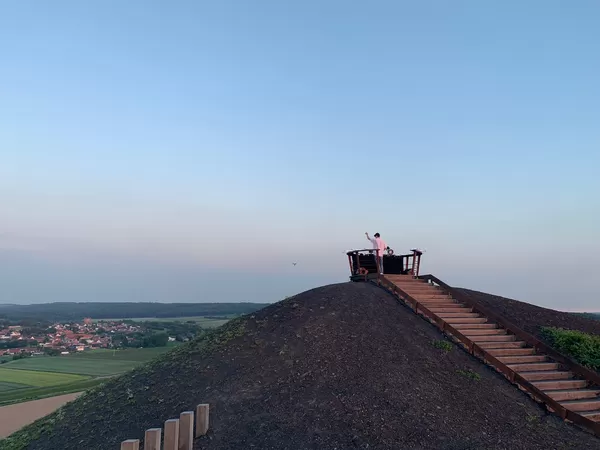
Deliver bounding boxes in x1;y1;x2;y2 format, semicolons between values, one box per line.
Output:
2;1;599;311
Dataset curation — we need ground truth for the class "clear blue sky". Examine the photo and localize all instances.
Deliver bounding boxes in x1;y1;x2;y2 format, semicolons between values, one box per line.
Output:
1;1;599;310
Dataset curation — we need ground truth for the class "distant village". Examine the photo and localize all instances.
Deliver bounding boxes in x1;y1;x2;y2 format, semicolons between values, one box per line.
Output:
0;318;179;358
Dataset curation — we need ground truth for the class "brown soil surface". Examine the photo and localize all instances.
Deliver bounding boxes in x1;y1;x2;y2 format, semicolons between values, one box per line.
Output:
0;393;81;438
456;288;600;338
3;283;599;450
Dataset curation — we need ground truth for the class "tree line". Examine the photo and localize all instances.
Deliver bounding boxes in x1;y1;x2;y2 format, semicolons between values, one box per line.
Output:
0;302;269;323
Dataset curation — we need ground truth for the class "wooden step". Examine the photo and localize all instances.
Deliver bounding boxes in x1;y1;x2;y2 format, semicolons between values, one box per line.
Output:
388;280;425;285
478;341;526;349
533;380;587;391
471;335;516;342
385;275;423;281
546;389;600;401
509;362;559;372
417;297;457;302
462;329;507;336
427;307;471;313
486;347;534;356
560;398;600;412
436;312;480;319
421;305;462;311
403;291;446;297
452;323;498;330
399;285;441;291
414;298;455;303
520;371;573;381
412;294;452;300
395;285;435;291
497;355;548;364
445;317;488;324
425;303;467;308
385;275;424;281
406;292;448;299
389;284;424;288
581;410;600;422
393;280;435;285
417;300;460;306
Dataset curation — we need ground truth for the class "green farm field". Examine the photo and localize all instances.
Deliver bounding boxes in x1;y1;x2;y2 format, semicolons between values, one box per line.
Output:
4;357;142;377
3;347;175;376
0;368;93;406
94;315;232;328
0;346;176;405
0;382;30;392
0;368;87;386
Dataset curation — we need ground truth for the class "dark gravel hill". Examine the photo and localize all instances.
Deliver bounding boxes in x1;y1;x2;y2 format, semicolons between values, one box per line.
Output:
2;283;599;450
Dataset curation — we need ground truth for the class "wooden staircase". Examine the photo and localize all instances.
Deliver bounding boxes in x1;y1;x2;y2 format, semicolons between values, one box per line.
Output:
378;274;600;435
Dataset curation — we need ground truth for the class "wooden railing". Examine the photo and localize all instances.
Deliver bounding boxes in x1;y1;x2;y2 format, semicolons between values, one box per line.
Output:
346;248;423;278
120;403;209;450
377;274;600;437
421;275;600;387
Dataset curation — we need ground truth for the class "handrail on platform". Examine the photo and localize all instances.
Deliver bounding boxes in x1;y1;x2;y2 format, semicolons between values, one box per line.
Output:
347;248;423;278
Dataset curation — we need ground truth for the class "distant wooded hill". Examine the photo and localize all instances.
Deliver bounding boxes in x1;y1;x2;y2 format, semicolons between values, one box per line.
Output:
0;302;270;323
574;312;600;321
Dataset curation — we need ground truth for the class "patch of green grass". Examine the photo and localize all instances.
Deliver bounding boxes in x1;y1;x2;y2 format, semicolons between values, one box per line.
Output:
65;346;175;362
431;340;453;352
3;358;142;377
0;378;106;406
540;326;600;371
0;381;30;392
0;347;181;407
3;347;176;376
456;369;481;381
0;368;88;387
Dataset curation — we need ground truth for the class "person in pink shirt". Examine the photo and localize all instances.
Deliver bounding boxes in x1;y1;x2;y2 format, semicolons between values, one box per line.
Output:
365;232;387;274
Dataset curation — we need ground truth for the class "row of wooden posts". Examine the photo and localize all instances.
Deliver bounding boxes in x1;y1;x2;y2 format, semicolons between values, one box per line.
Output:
120;403;209;450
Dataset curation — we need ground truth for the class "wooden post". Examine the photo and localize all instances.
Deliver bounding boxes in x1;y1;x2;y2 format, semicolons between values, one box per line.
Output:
121;440;140;450
195;404;209;437
164;419;179;450
145;428;162;450
179;411;194;450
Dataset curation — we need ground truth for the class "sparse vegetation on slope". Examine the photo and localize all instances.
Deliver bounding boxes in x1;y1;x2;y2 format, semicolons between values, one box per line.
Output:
456;368;482;381
2;283;599;450
541;326;600;371
432;339;453;352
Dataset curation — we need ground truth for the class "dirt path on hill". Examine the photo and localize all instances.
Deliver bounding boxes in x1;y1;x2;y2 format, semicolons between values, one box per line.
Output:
0;392;82;438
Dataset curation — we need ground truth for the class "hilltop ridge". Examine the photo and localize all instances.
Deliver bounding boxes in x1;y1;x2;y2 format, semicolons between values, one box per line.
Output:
457;288;600;338
2;282;599;450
